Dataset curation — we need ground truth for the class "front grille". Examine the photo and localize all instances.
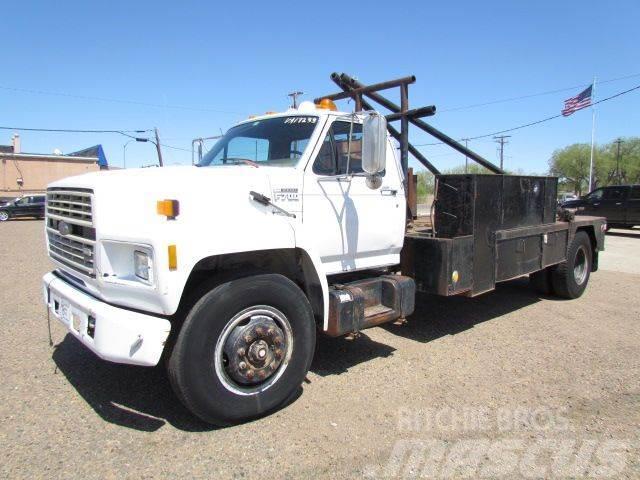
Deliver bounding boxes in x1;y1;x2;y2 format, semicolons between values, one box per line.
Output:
46;189;93;225
46;188;96;276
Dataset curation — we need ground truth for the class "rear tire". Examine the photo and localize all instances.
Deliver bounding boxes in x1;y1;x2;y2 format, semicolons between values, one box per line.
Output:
168;274;316;426
551;231;592;299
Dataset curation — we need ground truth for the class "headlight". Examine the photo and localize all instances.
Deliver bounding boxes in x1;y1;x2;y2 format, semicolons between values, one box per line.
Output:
134;250;152;281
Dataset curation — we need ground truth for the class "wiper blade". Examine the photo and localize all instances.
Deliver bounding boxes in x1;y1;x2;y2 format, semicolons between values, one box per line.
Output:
249;191;296;218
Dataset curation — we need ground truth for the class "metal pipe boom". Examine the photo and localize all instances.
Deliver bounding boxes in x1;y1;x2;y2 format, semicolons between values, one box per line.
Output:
338;73;505;174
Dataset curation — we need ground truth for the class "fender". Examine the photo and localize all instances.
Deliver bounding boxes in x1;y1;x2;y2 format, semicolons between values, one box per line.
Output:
292;223;330;329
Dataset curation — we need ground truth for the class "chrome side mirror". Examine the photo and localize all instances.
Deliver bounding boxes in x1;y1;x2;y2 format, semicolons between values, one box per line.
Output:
362;112;387;178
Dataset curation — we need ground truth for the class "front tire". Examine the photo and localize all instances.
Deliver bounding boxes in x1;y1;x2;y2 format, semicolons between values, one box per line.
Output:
551;231;592;299
0;210;9;222
168;274;316;426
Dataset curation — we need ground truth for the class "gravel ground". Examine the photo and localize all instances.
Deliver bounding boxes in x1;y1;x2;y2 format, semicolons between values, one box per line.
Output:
0;220;638;479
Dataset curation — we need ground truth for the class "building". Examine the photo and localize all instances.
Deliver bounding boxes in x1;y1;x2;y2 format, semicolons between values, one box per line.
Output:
0;134;109;199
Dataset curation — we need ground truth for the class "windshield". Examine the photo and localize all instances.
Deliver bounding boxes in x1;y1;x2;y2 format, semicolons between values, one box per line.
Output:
199;116;319;167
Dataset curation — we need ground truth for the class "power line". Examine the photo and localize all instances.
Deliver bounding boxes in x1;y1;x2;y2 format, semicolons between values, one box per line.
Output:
160;143;191;152
0;85;246;115
0;125;191;153
437;72;640;114
0;126;150;134
415;83;640;147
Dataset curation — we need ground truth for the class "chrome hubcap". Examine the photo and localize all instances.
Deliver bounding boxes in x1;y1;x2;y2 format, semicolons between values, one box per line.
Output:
574;246;588;285
0;212;8;221
215;306;292;395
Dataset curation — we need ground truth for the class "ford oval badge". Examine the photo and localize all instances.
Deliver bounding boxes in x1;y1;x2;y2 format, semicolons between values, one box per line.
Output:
58;221;72;236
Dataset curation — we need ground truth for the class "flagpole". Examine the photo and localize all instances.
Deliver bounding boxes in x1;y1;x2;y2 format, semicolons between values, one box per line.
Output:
588;76;597;192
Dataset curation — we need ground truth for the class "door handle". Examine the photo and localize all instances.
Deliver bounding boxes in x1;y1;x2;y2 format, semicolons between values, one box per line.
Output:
615;202;622;205
592;203;600;206
380;187;397;196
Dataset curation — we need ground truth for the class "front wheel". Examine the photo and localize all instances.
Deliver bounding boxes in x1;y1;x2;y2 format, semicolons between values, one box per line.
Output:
168;274;316;426
551;231;592;299
0;210;9;222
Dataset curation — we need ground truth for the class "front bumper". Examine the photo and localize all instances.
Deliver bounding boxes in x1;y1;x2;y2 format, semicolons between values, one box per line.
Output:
43;272;171;366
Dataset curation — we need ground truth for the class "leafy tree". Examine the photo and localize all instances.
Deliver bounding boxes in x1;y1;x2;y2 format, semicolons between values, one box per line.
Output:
549;137;640;195
548;144;593;195
598;137;640;185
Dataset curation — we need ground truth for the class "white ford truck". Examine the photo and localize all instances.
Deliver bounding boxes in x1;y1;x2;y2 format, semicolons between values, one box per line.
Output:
43;74;605;425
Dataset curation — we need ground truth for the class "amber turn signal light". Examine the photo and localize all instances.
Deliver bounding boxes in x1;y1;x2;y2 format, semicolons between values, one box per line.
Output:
157;199;179;219
168;244;178;270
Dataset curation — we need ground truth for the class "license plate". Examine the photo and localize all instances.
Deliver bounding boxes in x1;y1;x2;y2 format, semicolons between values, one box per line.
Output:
59;300;70;323
51;293;85;334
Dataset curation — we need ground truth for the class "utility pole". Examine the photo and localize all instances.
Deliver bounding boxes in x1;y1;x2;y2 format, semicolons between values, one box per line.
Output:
154;127;164;167
493;135;511;170
288;91;304;109
614;138;624;184
462;138;469;173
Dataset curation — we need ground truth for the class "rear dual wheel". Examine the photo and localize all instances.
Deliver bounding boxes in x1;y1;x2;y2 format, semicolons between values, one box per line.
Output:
168;274;316;426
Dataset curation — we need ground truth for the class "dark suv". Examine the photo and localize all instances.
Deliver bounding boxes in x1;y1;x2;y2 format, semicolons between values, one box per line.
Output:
0;195;46;221
562;185;640;229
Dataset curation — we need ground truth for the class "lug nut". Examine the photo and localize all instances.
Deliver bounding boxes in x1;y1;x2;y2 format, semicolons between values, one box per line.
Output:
238;361;247;370
246;370;255;379
267;328;275;336
256;327;264;335
238;347;246;357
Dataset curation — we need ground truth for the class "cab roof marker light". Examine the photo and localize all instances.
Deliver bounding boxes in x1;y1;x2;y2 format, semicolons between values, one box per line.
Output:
157;199;179;219
315;98;338;111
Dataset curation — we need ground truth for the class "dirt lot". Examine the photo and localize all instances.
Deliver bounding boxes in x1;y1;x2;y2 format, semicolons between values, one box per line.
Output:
1;220;638;479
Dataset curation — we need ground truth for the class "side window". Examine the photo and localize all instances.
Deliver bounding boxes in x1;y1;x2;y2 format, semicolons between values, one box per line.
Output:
630;186;640;200
312;121;364;176
603;187;626;200
333;122;363;175
15;197;28;206
313;132;335;175
586;189;603;201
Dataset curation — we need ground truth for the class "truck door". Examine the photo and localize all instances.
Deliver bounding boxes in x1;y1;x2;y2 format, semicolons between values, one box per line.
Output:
598;186;628;224
302;119;405;274
626;186;640;226
13;197;30;217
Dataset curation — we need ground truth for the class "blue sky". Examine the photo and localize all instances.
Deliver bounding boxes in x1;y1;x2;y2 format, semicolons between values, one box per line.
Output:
2;0;639;173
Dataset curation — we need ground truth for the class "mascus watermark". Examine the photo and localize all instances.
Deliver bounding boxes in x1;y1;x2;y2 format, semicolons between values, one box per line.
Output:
365;438;632;479
363;406;635;479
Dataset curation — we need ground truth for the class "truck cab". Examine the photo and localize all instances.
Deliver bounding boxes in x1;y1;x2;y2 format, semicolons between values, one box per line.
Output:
42;103;409;425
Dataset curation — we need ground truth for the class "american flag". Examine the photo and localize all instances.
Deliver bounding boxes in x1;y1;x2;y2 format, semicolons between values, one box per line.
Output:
562;85;593;116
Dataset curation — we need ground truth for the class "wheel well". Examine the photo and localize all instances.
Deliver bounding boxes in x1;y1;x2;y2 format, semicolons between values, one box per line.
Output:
576;226;598;271
176;248;324;326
